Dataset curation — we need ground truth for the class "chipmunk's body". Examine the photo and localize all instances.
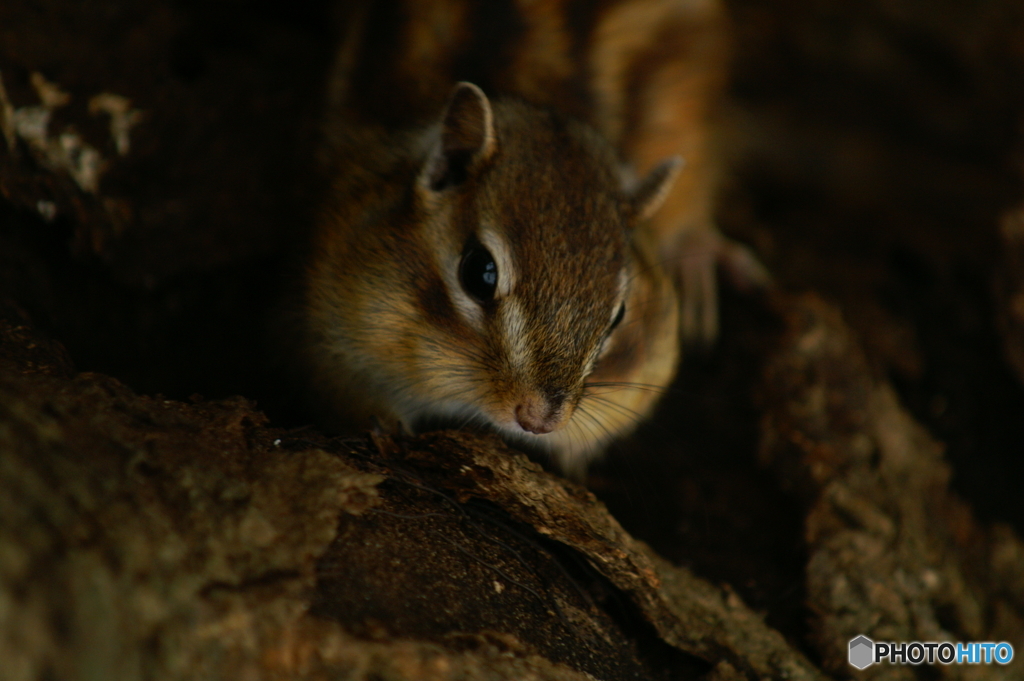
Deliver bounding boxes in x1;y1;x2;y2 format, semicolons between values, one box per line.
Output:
304;0;752;475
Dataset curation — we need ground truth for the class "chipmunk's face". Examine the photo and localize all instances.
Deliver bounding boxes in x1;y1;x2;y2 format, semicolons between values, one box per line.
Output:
308;83;679;474
421;200;679;477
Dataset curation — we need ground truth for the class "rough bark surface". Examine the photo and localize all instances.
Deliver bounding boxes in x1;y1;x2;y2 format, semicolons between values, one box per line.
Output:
1;303;830;680
760;295;1024;679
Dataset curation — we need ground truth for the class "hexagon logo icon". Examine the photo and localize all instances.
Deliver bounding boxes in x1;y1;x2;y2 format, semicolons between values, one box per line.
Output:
849;635;874;669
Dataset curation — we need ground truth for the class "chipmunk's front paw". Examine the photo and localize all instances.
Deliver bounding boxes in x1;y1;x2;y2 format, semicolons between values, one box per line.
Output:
674;229;770;346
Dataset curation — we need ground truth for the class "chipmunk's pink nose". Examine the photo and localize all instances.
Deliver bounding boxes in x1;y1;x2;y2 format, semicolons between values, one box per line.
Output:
515;400;555;434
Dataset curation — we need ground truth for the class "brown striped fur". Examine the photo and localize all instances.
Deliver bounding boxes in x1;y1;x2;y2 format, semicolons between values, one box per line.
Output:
303;0;750;475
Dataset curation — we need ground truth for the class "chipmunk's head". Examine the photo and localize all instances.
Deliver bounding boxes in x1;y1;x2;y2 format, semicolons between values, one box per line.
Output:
309;82;680;475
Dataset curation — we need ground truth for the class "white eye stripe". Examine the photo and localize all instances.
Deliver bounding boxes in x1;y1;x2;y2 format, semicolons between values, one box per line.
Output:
611;268;629;324
478;228;516;298
501;297;532;371
433;239;485;332
449;285;486;330
433;227;515;332
592;268;630;368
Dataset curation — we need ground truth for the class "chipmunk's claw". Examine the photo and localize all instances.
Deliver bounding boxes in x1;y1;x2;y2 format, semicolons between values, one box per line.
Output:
674;229;770;346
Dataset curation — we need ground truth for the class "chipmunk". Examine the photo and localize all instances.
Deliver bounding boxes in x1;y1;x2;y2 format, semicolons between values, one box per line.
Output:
301;0;763;475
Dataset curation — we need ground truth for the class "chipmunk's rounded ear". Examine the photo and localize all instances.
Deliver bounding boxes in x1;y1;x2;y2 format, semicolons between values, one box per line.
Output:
422;82;496;191
627;156;684;221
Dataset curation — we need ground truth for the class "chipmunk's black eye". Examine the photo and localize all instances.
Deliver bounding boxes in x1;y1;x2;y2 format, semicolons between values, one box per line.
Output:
610;302;625;331
460;244;497;302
